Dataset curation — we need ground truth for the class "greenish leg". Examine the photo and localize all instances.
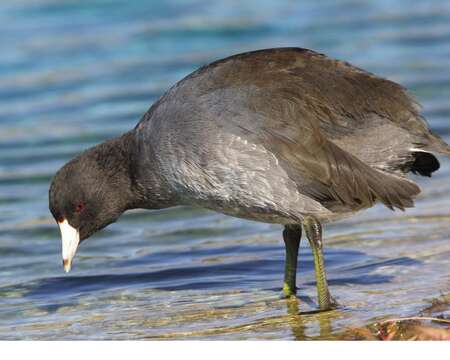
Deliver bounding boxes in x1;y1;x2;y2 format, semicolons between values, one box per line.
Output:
303;216;337;311
282;224;302;297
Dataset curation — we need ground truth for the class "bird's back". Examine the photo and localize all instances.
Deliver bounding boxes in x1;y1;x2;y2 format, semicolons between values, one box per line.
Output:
185;47;448;155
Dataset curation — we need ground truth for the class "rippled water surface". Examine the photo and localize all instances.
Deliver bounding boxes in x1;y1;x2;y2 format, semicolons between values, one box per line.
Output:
0;0;449;340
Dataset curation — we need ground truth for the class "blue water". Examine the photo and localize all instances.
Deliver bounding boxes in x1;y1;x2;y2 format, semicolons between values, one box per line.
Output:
0;0;449;339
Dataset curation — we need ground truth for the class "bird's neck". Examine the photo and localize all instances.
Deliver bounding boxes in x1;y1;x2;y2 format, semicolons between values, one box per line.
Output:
97;130;177;211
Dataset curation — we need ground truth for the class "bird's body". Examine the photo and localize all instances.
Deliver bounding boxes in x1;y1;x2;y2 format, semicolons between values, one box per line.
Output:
49;48;450;310
133;47;447;223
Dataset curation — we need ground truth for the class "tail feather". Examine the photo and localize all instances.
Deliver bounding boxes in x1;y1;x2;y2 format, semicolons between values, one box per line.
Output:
423;132;450;155
409;152;440;177
406;132;450;178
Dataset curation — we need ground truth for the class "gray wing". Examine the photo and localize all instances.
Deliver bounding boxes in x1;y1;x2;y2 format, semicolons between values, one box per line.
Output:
194;86;419;212
186;48;425;211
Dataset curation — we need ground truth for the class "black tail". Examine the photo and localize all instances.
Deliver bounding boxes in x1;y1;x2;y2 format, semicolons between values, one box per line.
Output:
409;152;440;177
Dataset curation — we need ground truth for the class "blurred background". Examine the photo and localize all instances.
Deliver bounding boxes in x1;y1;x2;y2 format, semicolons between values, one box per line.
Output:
0;0;449;340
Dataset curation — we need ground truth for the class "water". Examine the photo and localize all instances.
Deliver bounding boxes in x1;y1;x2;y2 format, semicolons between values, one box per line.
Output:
0;0;449;340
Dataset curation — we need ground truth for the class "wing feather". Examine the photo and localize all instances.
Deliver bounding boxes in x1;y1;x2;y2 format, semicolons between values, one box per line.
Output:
190;48;426;211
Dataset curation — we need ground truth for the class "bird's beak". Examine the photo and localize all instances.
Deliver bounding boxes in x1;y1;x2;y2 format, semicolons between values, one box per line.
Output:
58;219;80;273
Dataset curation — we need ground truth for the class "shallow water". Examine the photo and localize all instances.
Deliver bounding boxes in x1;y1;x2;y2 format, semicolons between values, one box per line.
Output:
0;0;449;340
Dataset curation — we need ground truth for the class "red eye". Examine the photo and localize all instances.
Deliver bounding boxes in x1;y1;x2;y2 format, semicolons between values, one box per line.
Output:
75;203;85;213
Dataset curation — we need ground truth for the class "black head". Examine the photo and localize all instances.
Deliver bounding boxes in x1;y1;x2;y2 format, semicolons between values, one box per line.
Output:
49;135;137;271
49;157;124;241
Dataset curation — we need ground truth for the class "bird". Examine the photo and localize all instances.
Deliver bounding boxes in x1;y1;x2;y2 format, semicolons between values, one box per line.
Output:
49;47;450;311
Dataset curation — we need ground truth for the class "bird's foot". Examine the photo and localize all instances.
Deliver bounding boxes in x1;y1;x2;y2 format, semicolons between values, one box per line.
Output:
280;282;297;299
318;294;338;312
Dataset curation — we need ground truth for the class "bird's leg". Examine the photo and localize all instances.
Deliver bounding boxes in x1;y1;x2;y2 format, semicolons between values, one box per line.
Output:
303;216;336;311
282;224;302;297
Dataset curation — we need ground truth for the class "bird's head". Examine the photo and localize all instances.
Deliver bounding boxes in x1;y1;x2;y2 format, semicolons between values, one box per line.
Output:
49;139;135;272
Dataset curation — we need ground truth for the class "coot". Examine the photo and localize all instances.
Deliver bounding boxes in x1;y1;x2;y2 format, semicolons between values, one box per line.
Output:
49;48;450;311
